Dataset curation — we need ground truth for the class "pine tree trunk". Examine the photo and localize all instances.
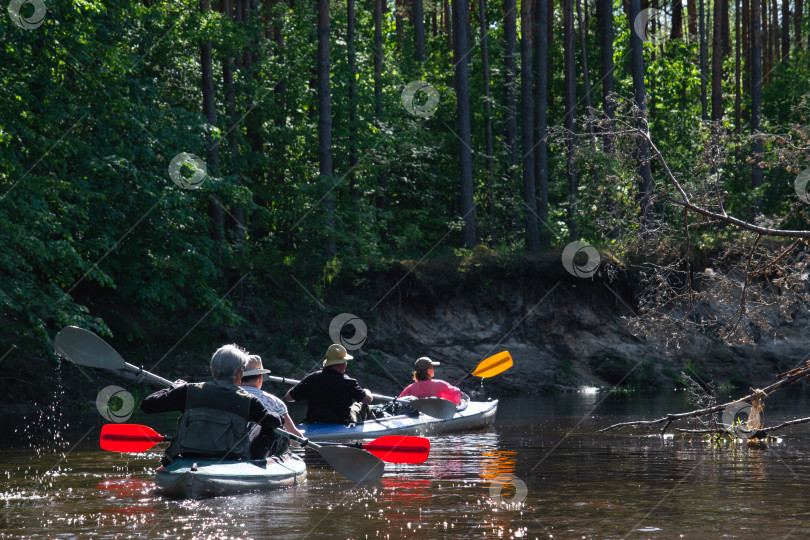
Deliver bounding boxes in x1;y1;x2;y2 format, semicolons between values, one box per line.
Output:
700;0;708;119
735;0;742;132
220;0;246;239
347;0;359;201
374;0;386;213
564;0;578;237
743;0;750;100
479;0;496;243
414;0;426;61
201;0;223;243
751;0;763;210
688;0;698;37
577;0;598;176
504;0;518;239
535;0;550;248
317;0;335;258
673;0;684;40
722;0;731;57
795;0;803;48
521;0;538;252
599;0;615;152
629;0;654;225
454;0;477;248
712;0;724;121
780;0;788;60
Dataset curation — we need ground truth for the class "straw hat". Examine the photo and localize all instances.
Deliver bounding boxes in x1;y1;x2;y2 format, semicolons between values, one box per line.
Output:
322;344;354;368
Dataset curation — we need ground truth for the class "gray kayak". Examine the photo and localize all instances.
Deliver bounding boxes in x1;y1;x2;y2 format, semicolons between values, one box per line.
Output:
299;399;498;441
154;452;306;499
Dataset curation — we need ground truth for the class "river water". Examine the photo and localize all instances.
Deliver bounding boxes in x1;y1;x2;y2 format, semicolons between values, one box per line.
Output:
2;389;810;538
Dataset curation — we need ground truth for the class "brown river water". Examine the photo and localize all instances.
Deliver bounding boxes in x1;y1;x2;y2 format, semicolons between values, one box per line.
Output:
2;389;810;539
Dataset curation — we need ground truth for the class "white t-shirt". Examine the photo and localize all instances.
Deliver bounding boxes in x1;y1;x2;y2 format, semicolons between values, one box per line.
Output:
240;385;288;416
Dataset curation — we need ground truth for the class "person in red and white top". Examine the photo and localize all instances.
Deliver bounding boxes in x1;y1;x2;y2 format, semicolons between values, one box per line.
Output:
398;357;462;405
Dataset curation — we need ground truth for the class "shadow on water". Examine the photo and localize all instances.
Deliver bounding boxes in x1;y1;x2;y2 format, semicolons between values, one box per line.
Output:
4;384;810;537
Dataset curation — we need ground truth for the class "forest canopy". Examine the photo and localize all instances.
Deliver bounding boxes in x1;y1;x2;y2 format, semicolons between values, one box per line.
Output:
1;0;809;371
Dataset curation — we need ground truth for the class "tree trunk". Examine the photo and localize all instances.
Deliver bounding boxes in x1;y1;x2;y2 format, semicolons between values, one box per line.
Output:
347;0;359;201
521;0;538;252
200;0;223;243
444;0;452;49
317;0;335;258
735;0;742;133
535;0;550;248
743;0;750;100
672;0;684;39
396;0;404;48
780;0;788;60
563;0;578;237
599;0;615;152
414;0;426;61
374;0;385;212
700;0;708;120
770;0;778;69
577;0;598;179
220;0;246;239
795;0;803;49
454;0;477;248
504;0;518;239
479;0;496;243
751;0;763;211
762;0;770;79
688;0;698;37
712;0;724;122
722;0;731;57
629;0;654;225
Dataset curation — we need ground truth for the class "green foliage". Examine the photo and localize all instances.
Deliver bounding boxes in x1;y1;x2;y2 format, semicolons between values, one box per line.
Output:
1;0;808;375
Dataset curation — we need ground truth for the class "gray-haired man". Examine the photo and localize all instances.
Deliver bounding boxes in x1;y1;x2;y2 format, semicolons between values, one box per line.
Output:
140;344;282;464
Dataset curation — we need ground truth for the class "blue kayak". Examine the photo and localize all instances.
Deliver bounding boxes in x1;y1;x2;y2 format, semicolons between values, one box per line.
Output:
154;452;306;499
299;399;498;441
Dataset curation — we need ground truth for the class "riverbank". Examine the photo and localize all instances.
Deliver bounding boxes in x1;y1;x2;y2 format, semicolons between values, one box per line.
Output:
4;247;809;413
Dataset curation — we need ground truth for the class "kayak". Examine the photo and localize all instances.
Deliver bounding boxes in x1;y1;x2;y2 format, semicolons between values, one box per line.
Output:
154;452;306;499
299;399;498;441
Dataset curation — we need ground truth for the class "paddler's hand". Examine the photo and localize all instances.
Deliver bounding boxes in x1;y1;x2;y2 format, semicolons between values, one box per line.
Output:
172;379;187;387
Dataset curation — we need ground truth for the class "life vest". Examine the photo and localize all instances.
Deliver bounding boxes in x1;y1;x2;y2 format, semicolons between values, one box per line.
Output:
163;381;253;462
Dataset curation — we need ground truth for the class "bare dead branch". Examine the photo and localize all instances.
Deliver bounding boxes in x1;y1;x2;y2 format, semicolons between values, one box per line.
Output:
675;415;810;437
599;360;810;434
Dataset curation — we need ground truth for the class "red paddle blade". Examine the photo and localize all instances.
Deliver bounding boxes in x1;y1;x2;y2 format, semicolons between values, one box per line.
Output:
362;435;430;464
100;424;166;453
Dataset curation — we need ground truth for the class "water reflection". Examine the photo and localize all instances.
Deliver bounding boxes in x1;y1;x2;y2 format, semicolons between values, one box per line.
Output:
4;392;810;537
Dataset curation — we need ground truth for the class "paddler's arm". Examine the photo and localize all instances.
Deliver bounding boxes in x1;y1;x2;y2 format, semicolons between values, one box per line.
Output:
140;385;188;414
361;389;373;404
248;398;283;431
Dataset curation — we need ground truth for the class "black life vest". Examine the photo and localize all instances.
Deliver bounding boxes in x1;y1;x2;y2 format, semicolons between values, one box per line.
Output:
163;381;253;462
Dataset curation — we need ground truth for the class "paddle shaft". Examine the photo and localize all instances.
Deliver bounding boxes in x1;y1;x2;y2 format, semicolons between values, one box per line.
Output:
119;362;175;388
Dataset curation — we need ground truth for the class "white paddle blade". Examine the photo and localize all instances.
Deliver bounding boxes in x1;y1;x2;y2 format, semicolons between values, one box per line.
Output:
317;446;385;483
54;326;127;370
410;398;457;420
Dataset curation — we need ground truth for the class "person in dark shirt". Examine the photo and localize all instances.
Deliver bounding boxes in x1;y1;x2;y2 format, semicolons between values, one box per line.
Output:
284;344;374;424
140;344;283;463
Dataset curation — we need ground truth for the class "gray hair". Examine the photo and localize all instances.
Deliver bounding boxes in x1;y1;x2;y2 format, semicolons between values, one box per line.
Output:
210;344;249;380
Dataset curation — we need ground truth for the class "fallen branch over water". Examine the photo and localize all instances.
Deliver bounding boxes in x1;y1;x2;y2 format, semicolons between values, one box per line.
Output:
675;415;810;437
599;360;810;435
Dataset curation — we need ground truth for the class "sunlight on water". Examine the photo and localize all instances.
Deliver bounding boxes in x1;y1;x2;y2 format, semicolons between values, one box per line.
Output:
3;392;810;537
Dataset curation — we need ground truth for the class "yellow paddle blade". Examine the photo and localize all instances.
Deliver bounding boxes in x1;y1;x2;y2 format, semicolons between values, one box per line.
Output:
471;351;513;378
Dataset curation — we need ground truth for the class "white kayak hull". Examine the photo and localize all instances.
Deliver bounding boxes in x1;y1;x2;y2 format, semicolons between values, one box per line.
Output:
154;452;306;499
299;399;498;441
